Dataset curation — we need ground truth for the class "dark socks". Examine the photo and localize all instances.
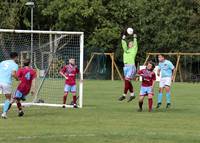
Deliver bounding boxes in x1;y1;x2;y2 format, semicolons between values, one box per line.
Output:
129;81;133;93
124;80;134;94
17;102;22;111
124;80;130;94
148;98;153;112
63;95;67;104
73;96;77;105
139;101;143;109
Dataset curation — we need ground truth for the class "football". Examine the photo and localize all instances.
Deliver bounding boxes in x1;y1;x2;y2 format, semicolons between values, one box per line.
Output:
127;27;134;35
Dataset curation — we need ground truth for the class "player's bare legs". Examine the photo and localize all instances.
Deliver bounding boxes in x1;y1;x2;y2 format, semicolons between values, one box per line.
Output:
62;92;68;108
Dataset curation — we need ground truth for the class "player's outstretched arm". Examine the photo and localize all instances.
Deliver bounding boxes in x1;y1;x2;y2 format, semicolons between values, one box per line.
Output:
132;34;138;54
121;35;128;52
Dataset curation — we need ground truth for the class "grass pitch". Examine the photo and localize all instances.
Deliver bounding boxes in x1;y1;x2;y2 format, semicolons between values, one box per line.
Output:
0;80;200;143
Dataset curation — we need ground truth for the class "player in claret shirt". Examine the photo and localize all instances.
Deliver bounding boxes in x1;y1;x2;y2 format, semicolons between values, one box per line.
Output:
59;58;79;108
6;59;36;117
137;61;156;112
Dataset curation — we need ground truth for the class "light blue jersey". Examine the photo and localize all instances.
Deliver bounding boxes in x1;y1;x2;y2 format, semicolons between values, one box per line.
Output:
0;60;18;85
158;60;174;78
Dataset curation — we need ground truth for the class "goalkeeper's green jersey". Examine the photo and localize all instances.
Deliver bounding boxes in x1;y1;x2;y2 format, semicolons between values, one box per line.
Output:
121;38;138;65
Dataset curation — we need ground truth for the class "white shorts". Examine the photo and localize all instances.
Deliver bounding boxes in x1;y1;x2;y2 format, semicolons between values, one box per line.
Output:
0;83;12;95
159;77;172;88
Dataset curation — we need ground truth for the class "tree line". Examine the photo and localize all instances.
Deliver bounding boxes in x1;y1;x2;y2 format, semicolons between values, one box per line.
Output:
0;0;199;63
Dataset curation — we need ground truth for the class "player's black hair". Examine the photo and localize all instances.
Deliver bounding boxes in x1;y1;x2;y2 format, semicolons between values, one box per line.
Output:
147;61;155;71
23;59;30;66
158;54;165;58
10;52;18;59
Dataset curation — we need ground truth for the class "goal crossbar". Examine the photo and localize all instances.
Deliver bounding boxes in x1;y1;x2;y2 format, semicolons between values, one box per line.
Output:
0;29;83;35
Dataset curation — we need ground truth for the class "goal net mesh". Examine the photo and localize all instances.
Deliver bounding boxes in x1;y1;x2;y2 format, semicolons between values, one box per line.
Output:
0;29;84;108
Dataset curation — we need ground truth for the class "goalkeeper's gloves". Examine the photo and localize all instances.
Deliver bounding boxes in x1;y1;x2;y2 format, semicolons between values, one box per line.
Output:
122;35;126;40
133;34;137;38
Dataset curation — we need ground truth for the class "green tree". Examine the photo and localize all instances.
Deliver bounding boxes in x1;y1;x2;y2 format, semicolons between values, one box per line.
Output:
0;0;199;62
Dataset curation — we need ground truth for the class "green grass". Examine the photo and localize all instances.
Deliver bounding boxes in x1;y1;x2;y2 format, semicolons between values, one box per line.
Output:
0;80;200;143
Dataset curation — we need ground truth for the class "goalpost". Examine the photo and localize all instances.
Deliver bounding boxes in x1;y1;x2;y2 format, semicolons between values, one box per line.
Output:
0;29;84;108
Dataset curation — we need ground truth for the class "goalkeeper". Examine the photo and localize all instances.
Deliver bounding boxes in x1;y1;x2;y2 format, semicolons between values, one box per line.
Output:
118;32;138;102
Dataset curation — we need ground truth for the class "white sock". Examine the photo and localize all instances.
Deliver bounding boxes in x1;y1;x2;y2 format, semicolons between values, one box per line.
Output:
130;93;135;97
123;94;127;97
1;112;6;116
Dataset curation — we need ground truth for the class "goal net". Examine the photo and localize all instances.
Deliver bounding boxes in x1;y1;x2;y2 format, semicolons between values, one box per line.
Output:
0;29;84;108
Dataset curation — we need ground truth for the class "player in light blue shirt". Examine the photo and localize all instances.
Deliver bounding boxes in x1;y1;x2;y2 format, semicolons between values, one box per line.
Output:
156;54;175;109
0;52;18;119
158;60;174;78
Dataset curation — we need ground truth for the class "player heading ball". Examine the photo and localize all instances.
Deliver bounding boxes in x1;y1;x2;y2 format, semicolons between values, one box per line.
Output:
118;28;138;102
137;61;156;112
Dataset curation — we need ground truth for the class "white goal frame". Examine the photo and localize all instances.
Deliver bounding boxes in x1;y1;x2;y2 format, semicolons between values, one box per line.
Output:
0;29;84;108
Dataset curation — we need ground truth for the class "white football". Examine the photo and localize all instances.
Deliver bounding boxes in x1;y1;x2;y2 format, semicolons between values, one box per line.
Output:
127;28;134;35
